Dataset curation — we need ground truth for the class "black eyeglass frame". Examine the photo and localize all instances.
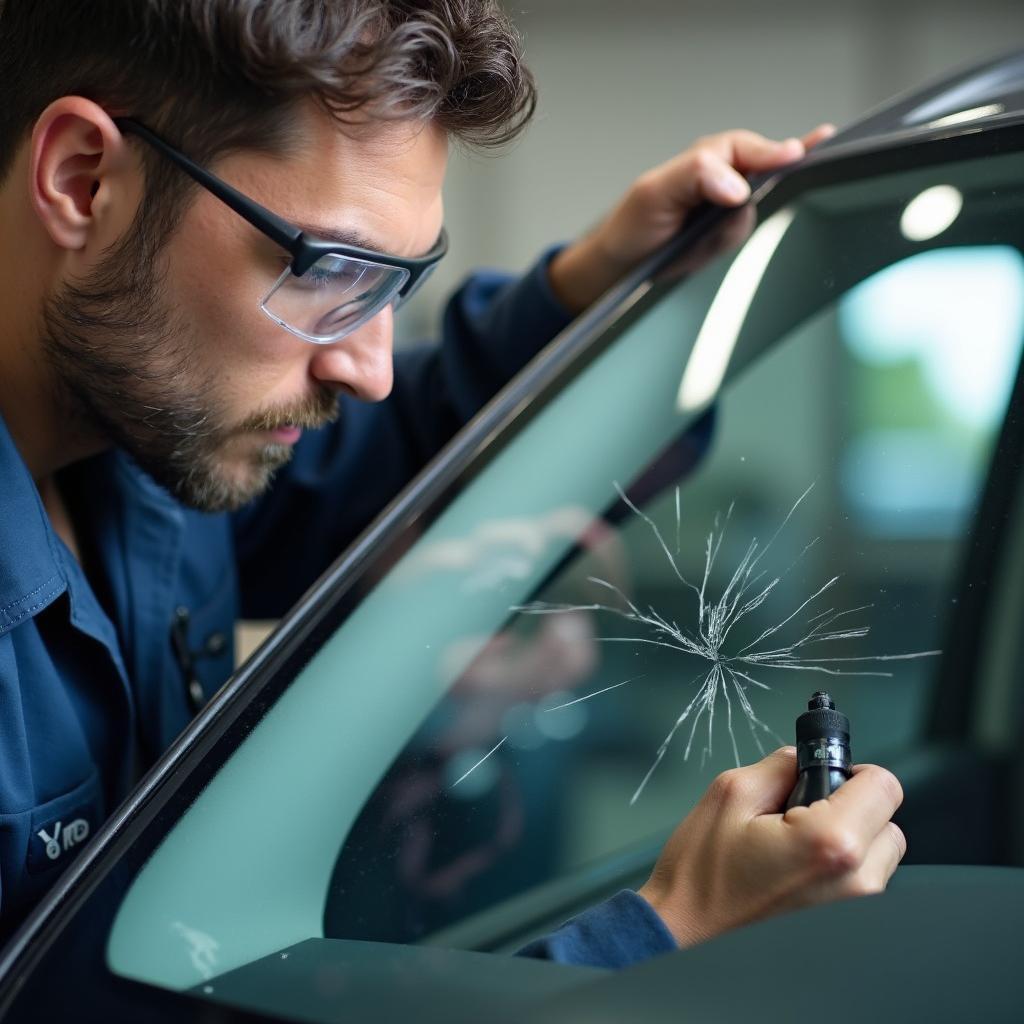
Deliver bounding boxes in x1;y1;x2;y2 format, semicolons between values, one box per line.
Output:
114;117;449;289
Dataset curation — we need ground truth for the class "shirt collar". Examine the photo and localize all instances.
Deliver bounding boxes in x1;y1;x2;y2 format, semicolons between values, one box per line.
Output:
0;411;67;635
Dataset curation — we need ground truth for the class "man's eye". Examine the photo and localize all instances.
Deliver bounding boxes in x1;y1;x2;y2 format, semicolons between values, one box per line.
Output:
298;265;365;291
305;267;335;287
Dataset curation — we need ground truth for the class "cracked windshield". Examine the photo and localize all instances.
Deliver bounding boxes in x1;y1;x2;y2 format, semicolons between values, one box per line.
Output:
110;148;1024;987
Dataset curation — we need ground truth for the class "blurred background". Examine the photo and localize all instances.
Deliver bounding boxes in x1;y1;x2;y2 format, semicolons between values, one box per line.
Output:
396;0;1024;345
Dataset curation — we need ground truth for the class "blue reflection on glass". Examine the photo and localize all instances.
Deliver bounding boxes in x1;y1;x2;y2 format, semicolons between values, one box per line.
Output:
838;246;1024;536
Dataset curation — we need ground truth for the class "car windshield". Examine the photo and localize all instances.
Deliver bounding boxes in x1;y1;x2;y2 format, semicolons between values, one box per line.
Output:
105;136;1024;1006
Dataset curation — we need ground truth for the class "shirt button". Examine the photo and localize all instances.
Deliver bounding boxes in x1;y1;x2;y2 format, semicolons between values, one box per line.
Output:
188;678;206;710
203;632;227;656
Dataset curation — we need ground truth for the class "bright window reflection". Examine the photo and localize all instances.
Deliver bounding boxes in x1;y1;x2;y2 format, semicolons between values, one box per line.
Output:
899;185;963;241
838;247;1024;535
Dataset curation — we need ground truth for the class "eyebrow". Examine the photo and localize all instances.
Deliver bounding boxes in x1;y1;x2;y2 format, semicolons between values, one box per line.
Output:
297;222;444;260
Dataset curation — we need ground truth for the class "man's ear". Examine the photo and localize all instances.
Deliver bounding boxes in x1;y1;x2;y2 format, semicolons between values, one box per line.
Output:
29;96;137;254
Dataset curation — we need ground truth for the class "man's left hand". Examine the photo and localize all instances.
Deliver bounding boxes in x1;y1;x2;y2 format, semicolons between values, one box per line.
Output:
548;125;835;313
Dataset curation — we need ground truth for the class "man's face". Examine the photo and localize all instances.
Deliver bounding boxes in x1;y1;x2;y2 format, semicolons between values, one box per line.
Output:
42;105;448;511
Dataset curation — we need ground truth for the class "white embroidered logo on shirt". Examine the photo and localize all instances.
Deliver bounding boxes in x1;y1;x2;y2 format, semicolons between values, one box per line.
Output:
36;818;90;861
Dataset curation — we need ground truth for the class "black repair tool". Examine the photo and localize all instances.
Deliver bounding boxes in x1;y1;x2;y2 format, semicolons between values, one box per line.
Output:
784;691;853;810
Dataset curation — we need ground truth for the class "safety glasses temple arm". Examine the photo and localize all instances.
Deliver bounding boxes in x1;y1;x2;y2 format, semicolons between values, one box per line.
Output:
113;117;302;254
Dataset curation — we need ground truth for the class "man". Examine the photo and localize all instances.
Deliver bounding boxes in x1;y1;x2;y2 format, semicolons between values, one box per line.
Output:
0;0;905;965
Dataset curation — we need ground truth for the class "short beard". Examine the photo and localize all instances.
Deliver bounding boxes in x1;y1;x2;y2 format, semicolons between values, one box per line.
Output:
40;216;338;513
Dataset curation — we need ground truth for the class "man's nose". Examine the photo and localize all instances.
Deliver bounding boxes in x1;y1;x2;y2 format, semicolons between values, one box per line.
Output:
308;307;395;402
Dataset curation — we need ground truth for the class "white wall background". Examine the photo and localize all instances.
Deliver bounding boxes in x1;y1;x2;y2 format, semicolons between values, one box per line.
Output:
396;0;1024;344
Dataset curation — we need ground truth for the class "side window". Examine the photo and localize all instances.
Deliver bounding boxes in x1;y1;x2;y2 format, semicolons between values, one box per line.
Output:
105;148;1024;998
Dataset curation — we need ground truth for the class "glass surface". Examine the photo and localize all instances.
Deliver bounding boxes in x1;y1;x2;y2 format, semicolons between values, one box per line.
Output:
261;252;409;343
108;146;1024;998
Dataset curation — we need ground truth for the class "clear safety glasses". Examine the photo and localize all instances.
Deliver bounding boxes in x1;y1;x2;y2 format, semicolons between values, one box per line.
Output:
114;118;448;344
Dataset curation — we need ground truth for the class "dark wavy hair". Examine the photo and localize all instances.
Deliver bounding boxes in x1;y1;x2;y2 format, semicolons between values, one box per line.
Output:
0;0;535;226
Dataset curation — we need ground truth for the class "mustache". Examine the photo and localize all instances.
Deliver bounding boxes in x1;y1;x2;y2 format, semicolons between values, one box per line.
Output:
235;384;340;435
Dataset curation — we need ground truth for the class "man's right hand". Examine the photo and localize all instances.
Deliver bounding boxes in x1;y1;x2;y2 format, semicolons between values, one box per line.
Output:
637;746;906;947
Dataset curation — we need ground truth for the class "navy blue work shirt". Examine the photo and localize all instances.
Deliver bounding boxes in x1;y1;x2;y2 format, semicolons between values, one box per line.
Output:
0;254;676;967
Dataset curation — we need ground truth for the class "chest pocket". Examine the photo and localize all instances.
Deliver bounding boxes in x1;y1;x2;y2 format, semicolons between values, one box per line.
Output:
0;772;102;927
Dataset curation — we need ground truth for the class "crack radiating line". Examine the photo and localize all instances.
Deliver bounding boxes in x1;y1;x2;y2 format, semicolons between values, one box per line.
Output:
515;482;941;804
449;737;508;789
542;676;646;711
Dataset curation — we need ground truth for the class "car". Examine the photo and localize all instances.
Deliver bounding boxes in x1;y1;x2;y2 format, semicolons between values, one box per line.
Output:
3;48;1024;1024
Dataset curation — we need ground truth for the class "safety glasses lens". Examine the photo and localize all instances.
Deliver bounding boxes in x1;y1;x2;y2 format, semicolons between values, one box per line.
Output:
261;254;409;344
